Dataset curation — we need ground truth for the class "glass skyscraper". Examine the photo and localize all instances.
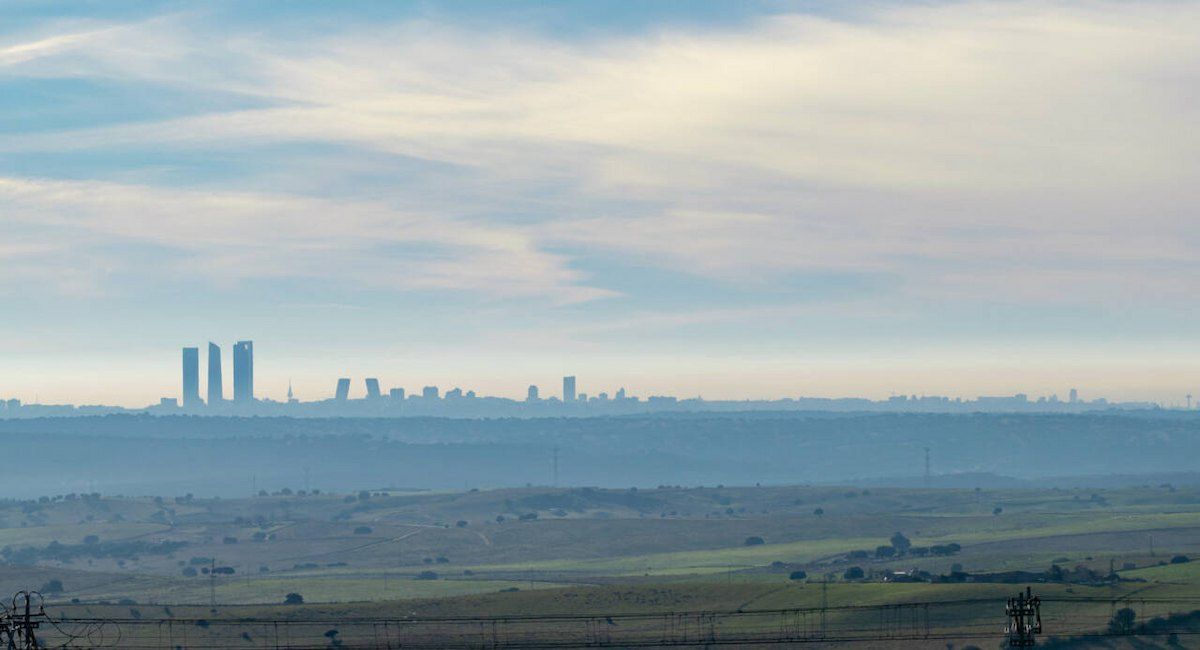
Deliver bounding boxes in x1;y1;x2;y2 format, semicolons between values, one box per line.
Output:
182;347;201;407
207;342;223;405
233;340;254;404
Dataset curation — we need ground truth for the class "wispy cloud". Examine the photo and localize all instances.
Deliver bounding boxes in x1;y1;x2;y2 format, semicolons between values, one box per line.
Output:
0;177;612;302
2;2;1197;308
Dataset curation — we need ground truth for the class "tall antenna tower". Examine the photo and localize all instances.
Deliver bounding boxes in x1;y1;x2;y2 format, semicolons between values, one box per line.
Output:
924;447;931;486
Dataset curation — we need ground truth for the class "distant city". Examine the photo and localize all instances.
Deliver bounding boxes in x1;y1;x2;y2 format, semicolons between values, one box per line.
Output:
0;340;1188;419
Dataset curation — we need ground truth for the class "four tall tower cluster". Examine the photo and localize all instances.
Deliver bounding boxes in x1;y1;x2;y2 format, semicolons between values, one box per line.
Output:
182;341;254;408
182;346;591;407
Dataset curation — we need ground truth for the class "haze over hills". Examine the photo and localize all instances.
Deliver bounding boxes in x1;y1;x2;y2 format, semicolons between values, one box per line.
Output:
0;411;1197;499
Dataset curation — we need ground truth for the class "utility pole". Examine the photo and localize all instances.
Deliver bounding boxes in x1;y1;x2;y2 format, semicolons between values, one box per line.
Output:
923;447;931;486
210;558;217;611
820;577;829;639
1005;587;1042;647
7;591;45;650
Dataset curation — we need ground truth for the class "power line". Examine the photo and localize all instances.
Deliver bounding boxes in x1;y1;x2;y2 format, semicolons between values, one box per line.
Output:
23;590;1200;648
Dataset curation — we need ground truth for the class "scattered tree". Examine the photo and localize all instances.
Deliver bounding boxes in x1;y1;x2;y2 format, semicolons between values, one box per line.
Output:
283;592;304;605
813;507;824;517
40;579;64;594
744;536;765;546
843;566;864;580
1171;555;1190;564
789;570;807;581
890;532;912;555
1108;607;1136;635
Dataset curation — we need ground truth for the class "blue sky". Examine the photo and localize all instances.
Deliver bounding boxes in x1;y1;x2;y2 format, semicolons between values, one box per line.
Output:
2;1;1198;406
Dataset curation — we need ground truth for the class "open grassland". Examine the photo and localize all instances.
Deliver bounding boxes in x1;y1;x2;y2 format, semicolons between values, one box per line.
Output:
0;483;1198;646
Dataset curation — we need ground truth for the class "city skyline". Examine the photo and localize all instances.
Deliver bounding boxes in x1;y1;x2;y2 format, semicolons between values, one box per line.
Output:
2;339;1199;408
0;341;1193;414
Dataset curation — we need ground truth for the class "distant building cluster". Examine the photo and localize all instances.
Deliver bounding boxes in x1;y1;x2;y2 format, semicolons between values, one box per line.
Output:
162;341;257;411
0;342;1186;419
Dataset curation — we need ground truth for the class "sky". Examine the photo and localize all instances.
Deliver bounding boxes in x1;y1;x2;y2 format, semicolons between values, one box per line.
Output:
1;0;1198;407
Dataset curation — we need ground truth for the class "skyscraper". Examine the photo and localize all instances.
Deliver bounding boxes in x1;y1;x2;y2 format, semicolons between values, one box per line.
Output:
365;378;381;399
563;376;576;403
182;347;201;408
207;342;223;405
527;385;539;401
233;340;254;404
335;378;351;401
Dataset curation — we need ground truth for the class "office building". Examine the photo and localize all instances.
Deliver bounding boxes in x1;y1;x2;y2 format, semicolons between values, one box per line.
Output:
182;347;201;407
233;340;254;404
422;386;439;399
365;378;381;399
389;388;405;400
207;343;223;405
563;376;576;403
527;385;539;401
335;378;351;401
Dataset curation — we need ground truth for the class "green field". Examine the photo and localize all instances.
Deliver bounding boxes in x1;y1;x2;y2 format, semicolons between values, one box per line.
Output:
1;484;1199;647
